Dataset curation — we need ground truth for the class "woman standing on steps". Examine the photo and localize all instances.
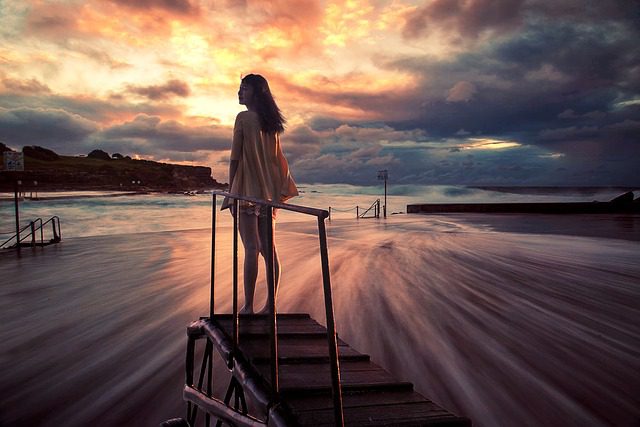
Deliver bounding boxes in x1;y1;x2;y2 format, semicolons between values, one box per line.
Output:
222;74;298;314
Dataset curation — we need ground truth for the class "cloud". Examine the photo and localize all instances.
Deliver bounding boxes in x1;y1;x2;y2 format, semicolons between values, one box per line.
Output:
0;92;183;123
0;106;232;162
0;76;51;95
0;107;98;151
1;0;638;185
446;81;477;102
525;63;568;82
126;79;191;100
403;0;525;40
96;114;230;154
68;42;131;69
25;7;79;37
107;0;200;15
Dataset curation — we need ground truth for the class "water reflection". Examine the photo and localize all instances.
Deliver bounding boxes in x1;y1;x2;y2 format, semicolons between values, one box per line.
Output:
1;215;639;426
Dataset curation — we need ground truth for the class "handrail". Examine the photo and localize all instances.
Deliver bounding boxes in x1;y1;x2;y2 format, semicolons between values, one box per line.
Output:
209;190;344;427
358;198;380;218
0;216;61;249
329;199;381;219
17;218;43;247
0;219;37;248
216;191;329;218
42;216;62;242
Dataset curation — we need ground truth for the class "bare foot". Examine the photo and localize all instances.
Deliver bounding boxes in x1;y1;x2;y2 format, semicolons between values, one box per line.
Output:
239;305;254;315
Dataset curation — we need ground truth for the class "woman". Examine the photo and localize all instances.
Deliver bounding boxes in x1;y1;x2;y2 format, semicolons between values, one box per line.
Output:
222;74;298;314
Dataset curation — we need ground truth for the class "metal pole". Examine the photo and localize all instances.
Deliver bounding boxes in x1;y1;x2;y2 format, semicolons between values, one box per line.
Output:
30;221;35;247
328;207;331;221
266;206;279;395
14;179;20;251
356;206;359;219
232;198;239;361
210;194;217;318
52;218;58;241
206;340;213;427
384;178;387;218
317;217;344;427
186;336;195;420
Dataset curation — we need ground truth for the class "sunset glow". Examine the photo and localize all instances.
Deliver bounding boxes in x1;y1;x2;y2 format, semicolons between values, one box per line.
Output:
1;0;638;185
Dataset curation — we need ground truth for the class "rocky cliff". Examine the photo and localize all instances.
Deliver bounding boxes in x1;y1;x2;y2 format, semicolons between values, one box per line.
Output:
0;145;224;191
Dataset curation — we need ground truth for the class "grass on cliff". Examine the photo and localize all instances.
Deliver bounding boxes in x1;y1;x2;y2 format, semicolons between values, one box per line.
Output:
23;156;172;172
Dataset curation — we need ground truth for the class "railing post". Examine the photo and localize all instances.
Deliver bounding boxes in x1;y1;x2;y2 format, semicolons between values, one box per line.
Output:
317;217;344;427
52;219;58;241
328;206;332;221
186;335;195;421
210;193;217;318
356;206;359;219
232;198;239;366
14;180;20;251
266;205;279;395
39;219;44;245
30;221;35;247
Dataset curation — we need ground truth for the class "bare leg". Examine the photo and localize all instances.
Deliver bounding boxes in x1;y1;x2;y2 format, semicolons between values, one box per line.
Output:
239;212;260;314
257;213;280;314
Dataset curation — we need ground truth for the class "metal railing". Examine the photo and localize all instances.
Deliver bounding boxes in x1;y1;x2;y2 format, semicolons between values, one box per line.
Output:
0;216;61;249
358;199;381;219
188;191;344;426
328;198;381;220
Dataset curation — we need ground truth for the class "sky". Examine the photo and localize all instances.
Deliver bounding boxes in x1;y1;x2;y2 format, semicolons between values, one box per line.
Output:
0;0;639;186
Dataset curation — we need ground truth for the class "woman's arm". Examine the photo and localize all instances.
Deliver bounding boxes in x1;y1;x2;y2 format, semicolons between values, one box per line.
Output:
228;159;239;190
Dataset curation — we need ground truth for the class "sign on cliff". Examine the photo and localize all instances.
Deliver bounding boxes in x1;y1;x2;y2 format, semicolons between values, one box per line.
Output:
3;152;24;171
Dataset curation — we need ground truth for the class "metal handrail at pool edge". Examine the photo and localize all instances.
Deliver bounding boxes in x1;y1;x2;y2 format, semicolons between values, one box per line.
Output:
206;190;344;427
0;216;61;249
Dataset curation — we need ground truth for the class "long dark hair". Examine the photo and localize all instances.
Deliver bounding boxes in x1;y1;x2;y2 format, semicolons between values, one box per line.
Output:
242;74;286;134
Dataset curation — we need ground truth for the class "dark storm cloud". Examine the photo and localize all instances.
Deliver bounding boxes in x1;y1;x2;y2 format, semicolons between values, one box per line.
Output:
382;10;640;160
97;114;230;153
0;101;230;160
0;91;182;123
528;0;636;23
402;0;638;41
0;107;98;152
403;0;526;39
126;79;191;101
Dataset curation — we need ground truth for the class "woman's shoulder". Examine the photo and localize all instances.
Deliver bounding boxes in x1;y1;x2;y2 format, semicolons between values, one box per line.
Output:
236;110;259;121
235;111;260;132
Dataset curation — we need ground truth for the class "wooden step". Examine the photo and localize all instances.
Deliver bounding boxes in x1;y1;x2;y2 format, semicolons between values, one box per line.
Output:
287;390;469;426
199;314;471;426
256;360;412;395
215;313;328;337
239;336;365;362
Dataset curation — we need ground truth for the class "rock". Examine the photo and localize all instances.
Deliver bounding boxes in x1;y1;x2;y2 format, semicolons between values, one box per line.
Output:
1;142;14;153
88;149;111;160
23;145;60;161
610;191;634;205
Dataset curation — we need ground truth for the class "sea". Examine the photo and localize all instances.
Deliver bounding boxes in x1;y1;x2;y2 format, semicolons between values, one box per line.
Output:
1;185;639;426
1;184;638;239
